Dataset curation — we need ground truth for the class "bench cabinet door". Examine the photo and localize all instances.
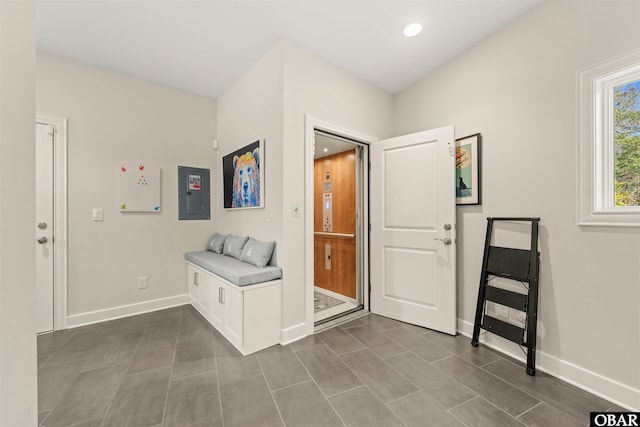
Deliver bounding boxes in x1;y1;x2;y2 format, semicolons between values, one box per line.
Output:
188;265;203;310
223;285;243;348
209;276;226;330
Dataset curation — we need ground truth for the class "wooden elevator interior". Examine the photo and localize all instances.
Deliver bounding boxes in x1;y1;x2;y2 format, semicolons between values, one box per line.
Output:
314;149;357;299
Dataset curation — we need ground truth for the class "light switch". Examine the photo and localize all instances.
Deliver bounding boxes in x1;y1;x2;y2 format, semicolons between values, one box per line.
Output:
292;203;300;218
92;208;103;221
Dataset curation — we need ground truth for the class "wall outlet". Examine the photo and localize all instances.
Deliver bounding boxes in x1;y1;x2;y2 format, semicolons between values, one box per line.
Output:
92;208;103;221
137;276;148;289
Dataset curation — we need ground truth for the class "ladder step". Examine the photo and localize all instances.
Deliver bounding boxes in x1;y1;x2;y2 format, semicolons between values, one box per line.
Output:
487;246;531;281
484;286;527;311
482;315;525;345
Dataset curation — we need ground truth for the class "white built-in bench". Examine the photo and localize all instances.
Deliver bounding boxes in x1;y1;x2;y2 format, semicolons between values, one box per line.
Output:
185;234;282;356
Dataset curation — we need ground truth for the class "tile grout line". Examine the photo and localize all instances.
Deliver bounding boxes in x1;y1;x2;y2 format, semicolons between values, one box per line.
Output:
515;401;543;419
97;319;152;427
380;350;480;417
437;371;479;427
382;326;454;364
447;407;473;427
475;358;543;406
315;326;364;358
290;344;347;426
331;345;366;357
313;328;408;425
479;358;600;426
430;354;544;421
269;378;315;393
211;331;226;427
452;394;528;426
447;395;482;412
41;330;133;427
385;389;421;406
159;306;183;426
320;320;435;420
335;346;411;424
255;350;286;426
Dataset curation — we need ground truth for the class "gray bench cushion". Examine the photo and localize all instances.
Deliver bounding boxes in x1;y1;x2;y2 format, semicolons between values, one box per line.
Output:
185;251;282;287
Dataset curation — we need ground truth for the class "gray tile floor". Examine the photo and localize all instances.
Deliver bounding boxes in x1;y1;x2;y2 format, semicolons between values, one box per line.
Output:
37;305;618;427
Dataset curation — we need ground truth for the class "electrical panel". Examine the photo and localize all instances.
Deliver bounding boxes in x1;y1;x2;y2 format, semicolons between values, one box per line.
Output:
178;166;211;220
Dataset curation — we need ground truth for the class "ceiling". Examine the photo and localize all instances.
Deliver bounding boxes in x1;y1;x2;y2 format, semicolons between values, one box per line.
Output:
314;133;357;159
36;0;542;99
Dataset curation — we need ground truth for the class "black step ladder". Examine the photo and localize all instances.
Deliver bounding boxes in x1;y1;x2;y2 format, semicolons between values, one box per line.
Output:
471;217;540;375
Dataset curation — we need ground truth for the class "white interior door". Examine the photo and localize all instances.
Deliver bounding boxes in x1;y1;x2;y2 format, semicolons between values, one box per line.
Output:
371;126;457;334
36;122;54;333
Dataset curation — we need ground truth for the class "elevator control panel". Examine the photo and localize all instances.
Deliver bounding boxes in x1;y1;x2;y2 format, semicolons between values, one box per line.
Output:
325;244;331;270
323;193;333;232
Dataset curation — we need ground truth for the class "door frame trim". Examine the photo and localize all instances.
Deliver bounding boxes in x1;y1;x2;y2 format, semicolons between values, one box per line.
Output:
304;115;376;334
36;114;68;331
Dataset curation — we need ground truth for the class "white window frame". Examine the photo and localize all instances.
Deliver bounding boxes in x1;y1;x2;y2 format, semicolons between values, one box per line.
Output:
578;49;640;227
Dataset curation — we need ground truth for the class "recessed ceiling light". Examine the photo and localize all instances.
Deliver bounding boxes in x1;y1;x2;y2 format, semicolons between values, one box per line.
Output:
404;23;423;37
324;148;328;152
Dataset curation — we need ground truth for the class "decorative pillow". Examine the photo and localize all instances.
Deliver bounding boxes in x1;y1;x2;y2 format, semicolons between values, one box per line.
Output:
223;235;248;259
240;238;276;268
206;233;227;254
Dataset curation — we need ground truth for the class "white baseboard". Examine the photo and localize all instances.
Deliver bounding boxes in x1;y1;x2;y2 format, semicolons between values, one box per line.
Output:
457;319;640;411
66;294;189;328
280;322;308;346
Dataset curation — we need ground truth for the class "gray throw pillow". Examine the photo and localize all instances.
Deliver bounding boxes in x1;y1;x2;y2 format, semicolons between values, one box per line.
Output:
206;233;228;254
223;235;249;259
240;238;275;268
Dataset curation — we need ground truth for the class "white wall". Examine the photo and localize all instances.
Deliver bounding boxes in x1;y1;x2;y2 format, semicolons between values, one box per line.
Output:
37;53;217;321
0;1;38;425
216;40;394;339
281;41;394;334
215;43;285;249
394;0;640;409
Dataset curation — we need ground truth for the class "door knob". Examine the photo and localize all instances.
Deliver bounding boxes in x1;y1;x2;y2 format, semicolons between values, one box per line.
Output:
37;222;47;229
434;237;452;245
37;236;48;244
443;223;452;230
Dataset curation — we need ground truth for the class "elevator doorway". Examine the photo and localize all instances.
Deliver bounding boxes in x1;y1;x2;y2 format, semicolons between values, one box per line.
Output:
313;130;368;324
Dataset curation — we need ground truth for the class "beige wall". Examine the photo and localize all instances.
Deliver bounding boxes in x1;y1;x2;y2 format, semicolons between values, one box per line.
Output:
0;1;38;425
215;43;285;248
216;40;394;337
394;0;640;409
281;41;394;332
37;53;217;318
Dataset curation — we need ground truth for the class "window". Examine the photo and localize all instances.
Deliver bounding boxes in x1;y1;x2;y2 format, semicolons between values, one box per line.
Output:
578;49;640;226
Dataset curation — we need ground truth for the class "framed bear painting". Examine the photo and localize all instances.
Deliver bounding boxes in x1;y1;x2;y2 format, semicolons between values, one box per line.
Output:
223;139;264;209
